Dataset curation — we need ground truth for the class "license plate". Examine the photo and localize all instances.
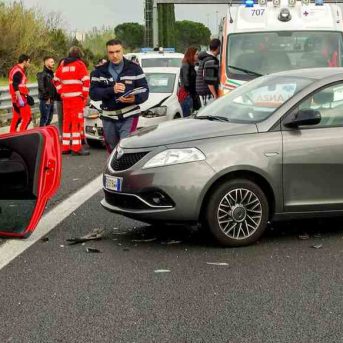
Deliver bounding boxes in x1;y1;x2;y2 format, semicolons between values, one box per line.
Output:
105;175;123;192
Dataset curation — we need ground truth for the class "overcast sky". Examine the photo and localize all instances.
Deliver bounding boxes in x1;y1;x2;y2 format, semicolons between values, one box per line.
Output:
5;0;228;34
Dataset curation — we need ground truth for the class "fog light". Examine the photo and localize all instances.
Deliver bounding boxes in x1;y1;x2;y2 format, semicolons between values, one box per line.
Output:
258;0;267;5
302;0;310;5
273;0;280;7
288;0;296;7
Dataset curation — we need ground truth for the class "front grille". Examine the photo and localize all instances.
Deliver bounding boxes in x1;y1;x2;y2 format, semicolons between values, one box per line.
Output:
110;152;149;171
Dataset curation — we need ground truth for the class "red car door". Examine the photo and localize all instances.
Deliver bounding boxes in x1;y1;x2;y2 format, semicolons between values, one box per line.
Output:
0;126;61;238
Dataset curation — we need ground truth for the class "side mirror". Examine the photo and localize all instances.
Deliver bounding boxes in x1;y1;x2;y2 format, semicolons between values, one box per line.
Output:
284;109;321;128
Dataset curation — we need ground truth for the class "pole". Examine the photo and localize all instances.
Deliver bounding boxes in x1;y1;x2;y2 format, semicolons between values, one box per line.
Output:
153;0;159;48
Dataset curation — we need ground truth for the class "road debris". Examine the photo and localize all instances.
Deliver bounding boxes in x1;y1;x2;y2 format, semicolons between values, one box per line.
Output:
86;247;101;253
313;234;322;239
161;240;183;245
73;178;80;181
131;238;157;243
206;262;229;266
60;245;65;248
154;269;171;273
67;228;105;245
298;234;310;240
41;237;49;243
312;244;323;249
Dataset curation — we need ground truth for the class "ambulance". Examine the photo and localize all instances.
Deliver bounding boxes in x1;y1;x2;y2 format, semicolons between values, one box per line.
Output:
219;0;343;96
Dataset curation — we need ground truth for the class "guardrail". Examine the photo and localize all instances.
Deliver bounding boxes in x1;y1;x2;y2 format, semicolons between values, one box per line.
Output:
0;83;40;126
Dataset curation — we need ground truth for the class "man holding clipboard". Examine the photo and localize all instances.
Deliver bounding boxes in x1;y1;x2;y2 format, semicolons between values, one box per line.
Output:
90;39;149;152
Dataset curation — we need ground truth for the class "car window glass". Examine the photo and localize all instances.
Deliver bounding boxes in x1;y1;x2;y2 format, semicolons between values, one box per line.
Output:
297;83;343;128
142;58;182;68
146;73;176;93
197;75;313;123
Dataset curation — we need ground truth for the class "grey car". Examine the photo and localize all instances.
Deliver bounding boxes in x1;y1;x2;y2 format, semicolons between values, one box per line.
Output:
102;68;343;246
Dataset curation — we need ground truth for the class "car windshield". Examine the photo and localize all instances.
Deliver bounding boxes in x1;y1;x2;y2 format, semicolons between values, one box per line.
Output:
145;73;176;93
227;31;343;80
196;75;314;123
142;58;182;68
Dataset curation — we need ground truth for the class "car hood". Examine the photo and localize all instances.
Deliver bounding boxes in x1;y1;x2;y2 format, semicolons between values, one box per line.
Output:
140;93;172;111
121;118;258;149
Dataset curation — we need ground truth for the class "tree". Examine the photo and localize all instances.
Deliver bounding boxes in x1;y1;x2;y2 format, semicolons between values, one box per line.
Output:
175;20;211;53
84;27;115;62
114;23;144;51
158;4;176;48
0;2;69;77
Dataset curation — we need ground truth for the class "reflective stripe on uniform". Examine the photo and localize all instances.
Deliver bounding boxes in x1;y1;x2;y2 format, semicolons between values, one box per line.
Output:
62;140;70;145
62;92;82;98
61;79;83;85
72;140;81;145
81;76;90;81
72;133;81;138
53;76;61;82
120;74;145;81
63;133;71;138
56;85;62;90
82;87;89;92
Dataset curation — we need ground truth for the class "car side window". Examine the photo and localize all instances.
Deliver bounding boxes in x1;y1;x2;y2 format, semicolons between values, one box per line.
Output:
297;83;343;128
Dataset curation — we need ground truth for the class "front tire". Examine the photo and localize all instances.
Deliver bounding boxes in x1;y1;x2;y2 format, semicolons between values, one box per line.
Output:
205;179;269;247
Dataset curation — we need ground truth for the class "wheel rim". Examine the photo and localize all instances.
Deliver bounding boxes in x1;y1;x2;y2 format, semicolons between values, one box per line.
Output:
217;188;262;240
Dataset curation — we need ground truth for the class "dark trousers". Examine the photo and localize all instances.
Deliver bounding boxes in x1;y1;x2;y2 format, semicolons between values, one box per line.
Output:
39;99;54;126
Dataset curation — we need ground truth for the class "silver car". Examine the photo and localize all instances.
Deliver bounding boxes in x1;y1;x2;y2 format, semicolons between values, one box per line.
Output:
102;68;343;246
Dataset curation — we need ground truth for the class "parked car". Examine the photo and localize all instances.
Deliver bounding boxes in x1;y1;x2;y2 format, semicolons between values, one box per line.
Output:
125;50;184;69
138;67;183;128
84;100;104;147
85;67;183;145
101;68;343;246
0;127;61;238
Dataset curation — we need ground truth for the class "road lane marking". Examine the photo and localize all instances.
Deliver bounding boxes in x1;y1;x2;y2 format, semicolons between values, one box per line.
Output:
0;174;103;271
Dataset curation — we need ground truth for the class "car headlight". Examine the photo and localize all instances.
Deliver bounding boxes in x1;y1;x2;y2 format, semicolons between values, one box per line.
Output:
142;106;167;118
143;148;206;169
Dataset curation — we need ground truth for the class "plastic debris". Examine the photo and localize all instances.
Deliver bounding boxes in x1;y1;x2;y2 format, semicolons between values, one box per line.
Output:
154;269;171;273
73;178;80;181
67;228;105;245
86;247;101;253
298;234;310;240
161;240;183;245
312;244;323;249
60;245;65;248
131;238;157;243
206;262;229;266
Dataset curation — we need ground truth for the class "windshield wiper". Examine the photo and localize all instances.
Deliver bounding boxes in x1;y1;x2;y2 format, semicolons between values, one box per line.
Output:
228;65;262;77
196;115;230;122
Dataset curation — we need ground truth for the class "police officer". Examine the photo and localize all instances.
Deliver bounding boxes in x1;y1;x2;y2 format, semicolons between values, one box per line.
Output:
90;39;149;153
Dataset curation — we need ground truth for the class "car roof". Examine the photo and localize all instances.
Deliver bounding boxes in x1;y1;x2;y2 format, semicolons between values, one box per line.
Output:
126;52;183;59
270;67;343;80
143;67;180;74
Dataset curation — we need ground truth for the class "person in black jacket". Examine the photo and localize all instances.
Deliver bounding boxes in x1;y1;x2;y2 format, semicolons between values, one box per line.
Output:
90;39;149;153
37;56;57;126
180;47;199;116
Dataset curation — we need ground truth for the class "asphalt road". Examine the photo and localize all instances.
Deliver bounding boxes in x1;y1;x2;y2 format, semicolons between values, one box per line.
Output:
1;144;343;342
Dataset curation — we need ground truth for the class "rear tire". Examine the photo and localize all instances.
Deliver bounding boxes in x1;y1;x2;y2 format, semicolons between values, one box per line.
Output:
174;113;181;119
205;179;269;247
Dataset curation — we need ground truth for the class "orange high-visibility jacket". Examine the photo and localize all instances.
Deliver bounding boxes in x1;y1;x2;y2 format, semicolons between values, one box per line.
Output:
54;59;90;100
9;65;29;103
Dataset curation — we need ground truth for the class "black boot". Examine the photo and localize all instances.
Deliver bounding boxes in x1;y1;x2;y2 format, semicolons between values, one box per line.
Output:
71;148;90;156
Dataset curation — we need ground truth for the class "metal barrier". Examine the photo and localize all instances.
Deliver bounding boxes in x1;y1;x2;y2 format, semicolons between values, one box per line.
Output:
0;83;40;125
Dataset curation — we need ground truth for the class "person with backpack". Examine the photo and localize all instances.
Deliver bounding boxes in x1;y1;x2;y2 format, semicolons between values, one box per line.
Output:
196;39;221;105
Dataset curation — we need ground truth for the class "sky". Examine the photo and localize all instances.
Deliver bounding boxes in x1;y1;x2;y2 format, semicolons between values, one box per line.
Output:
5;0;228;34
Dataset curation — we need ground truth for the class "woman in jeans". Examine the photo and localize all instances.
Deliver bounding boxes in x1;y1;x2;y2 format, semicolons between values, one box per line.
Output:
180;47;198;117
